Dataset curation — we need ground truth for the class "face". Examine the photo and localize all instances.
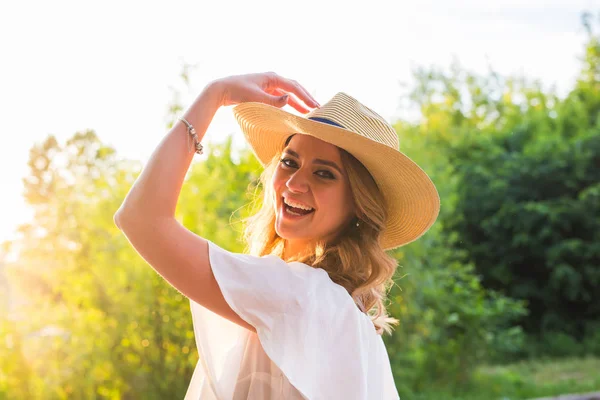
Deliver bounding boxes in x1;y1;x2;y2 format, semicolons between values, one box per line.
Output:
272;135;355;252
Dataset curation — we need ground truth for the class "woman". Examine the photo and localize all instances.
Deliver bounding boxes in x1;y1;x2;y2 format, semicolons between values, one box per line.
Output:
114;72;439;399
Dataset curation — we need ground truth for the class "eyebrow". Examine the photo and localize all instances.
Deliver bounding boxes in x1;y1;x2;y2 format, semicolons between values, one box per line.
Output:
284;149;344;176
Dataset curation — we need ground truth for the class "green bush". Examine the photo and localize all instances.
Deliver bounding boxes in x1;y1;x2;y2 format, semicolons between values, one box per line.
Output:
447;131;600;338
582;321;600;356
385;108;527;393
392;20;600;361
385;225;527;395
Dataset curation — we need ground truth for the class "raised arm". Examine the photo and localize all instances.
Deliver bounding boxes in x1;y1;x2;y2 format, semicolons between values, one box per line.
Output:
113;73;318;331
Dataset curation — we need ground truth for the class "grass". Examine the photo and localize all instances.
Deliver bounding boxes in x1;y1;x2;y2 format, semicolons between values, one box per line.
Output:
408;356;600;400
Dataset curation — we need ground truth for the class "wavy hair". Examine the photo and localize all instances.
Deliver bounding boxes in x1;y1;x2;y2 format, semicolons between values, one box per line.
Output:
242;137;399;335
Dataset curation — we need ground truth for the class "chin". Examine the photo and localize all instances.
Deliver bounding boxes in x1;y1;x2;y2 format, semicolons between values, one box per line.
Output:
275;221;313;243
275;226;306;241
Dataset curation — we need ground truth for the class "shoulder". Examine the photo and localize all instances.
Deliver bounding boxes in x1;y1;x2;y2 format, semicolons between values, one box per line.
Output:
292;264;372;329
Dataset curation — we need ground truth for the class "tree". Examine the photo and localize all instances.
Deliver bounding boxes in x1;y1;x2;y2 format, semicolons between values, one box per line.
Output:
393;14;600;356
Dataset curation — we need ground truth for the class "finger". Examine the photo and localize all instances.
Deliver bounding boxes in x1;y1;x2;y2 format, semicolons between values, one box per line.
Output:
280;78;320;109
267;74;320;108
257;90;289;108
270;89;311;114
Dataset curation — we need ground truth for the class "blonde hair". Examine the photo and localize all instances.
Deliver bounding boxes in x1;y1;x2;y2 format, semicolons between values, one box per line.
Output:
243;139;400;335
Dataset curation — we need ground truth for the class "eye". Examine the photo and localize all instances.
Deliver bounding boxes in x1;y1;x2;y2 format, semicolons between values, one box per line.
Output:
280;158;297;168
280;158;336;180
316;170;335;179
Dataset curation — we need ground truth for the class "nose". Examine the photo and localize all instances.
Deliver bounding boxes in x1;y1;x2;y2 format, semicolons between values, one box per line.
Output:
286;169;310;194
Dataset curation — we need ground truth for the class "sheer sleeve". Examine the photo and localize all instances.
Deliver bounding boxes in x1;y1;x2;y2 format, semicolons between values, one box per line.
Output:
205;241;312;332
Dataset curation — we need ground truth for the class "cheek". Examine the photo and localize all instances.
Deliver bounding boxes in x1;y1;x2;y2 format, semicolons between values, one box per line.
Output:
271;169;285;192
319;185;354;218
339;192;355;219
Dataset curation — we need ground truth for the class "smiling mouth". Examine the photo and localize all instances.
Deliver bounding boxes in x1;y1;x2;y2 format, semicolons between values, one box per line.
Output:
282;197;315;217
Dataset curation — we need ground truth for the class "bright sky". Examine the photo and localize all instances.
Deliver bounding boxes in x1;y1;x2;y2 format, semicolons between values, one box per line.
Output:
0;0;597;245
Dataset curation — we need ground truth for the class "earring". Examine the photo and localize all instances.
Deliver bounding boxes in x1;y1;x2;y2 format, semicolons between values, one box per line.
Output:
356;220;360;227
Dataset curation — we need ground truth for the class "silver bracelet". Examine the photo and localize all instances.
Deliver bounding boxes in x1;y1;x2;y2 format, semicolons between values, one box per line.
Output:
178;117;204;155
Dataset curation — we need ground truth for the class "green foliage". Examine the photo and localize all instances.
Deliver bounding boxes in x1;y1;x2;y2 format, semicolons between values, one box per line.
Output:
447;129;600;338
1;129;260;399
0;62;266;398
380;16;600;395
385;233;527;395
384;112;527;395
0;316;33;399
387;20;600;374
3;130;198;399
434;31;600;341
407;356;600;400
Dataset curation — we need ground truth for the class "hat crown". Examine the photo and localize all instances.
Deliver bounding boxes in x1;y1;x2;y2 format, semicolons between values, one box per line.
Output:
306;92;399;150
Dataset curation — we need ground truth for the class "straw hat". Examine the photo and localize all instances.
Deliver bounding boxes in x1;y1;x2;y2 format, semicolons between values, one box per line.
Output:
232;92;440;250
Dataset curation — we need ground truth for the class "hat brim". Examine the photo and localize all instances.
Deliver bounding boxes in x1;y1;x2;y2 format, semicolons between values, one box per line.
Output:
233;102;440;250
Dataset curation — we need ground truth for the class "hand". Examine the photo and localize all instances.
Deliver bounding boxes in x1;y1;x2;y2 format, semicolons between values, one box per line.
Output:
212;72;320;114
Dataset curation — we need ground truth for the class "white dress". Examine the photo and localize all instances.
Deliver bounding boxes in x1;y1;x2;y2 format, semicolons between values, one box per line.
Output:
184;240;400;400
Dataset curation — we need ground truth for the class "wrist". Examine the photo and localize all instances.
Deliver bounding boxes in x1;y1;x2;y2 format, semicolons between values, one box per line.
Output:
203;79;227;108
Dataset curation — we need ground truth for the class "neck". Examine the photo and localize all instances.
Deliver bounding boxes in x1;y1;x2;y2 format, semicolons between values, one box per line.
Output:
282;239;313;262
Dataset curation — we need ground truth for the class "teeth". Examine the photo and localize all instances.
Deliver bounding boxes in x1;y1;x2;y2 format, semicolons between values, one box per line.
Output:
286;208;303;216
283;197;314;211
